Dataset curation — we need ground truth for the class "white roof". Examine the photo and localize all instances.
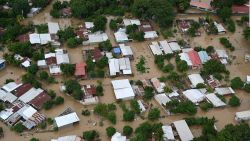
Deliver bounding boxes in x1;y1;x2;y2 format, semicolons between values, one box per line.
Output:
49;65;62;74
151;78;165;93
111;132;126;141
168;42;181;51
216;50;228;58
168;91;180;98
21;60;31;68
188;74;205;88
2;82;22;92
173;120;194;141
109;58;132;76
215;87;235;95
87;32;108;43
149;42;163;55
214;22;226;33
162;125;175;140
114;29;129;42
37;60;47;66
48;22;60;34
29;33;40;44
0;109;13;120
109;58;120;76
247;76;250;83
40;33;52;44
18;88;44;103
159;40;173;54
55;49;70;64
183;89;205;103
29;33;52;44
206;93;226;107
0;89;17;103
154;93;171;106
85;22;94;29
179;52;192;66
123;19;141;26
144;31;158;39
55;112;80;128
45;53;56;59
111;79;135;100
235;110;250;121
119;44;133;56
51;135;81;141
0;58;5;64
137;100;146;112
18;105;37;120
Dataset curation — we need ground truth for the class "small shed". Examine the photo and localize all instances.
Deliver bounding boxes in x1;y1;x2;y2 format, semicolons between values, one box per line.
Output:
55;112;80;129
154;93;171;106
205;93;226;107
173;120;194;141
0;59;6;70
235;110;250;121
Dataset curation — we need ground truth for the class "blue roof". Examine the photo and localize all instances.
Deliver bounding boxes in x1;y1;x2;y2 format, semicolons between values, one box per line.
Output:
113;47;121;54
198;51;210;64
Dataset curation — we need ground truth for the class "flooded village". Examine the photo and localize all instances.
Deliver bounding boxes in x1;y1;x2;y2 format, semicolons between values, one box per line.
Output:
0;0;250;141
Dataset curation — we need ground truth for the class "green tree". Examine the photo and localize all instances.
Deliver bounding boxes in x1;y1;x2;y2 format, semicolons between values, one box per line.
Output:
96;56;108;69
60;64;75;76
93;16;107;32
82;130;97;141
244;84;250;93
47;90;56;99
217;7;232;22
107;112;116;124
11;123;25;133
39;71;49;80
106;126;116;137
33;0;48;8
27;64;39;75
123;110;135;121
148;108;160;120
57;27;75;42
11;0;31;17
177;60;189;72
43;100;54;110
143;86;154;100
243;27;250;41
176;0;190;12
109;19;118;31
30;138;39;141
130;100;141;114
136;56;146;73
67;38;81;48
123;125;133;136
54;96;64;105
98;40;112;51
228;95;240;107
231;77;244;89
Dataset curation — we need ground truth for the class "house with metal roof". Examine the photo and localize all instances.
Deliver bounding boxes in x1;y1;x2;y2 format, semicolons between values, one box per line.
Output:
54;112;80;129
173;120;194;141
198;51;211;64
111;79;135;100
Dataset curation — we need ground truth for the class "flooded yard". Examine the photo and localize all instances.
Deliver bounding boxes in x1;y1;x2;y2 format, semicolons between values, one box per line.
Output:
0;2;250;141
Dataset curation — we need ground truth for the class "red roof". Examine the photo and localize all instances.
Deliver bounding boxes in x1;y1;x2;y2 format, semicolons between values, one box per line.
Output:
45;57;57;65
12;83;33;97
16;34;29;42
29;92;51;110
93;48;102;60
190;1;212;10
75;62;86;77
83;85;96;98
232;5;249;14
188;50;202;66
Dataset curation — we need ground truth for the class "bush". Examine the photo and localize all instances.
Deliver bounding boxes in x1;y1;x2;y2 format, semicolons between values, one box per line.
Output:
107;112;116;124
123;110;135;121
106;126;116;137
130;100;141;114
54;96;64;105
148;108;160;120
231;77;244;89
47;118;54;125
226;19;236;33
200;102;213;111
30;138;39;141
166;100;197;115
83;130;97;141
123;125;133;136
228;95;240;107
11;123;25;133
196;83;206;89
82;109;91;116
244;84;250;93
219;37;235;51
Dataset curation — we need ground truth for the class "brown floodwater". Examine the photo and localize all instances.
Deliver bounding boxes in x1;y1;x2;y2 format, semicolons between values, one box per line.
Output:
1;4;250;141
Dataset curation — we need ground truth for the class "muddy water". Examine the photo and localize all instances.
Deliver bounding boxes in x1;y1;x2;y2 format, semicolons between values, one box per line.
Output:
1;3;250;141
